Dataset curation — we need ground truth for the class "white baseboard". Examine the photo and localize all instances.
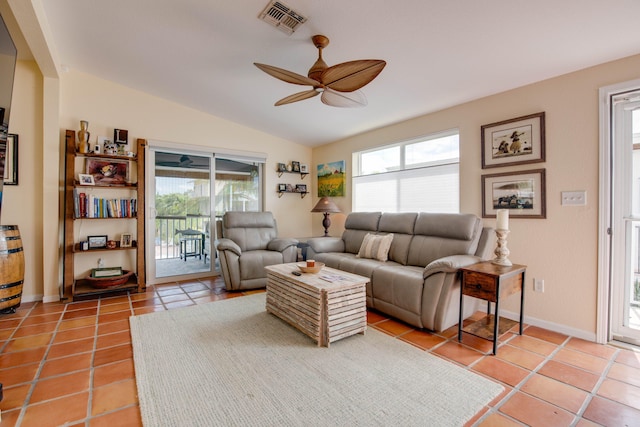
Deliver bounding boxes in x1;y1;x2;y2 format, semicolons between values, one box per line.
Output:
20;294;43;303
42;294;60;304
478;301;596;343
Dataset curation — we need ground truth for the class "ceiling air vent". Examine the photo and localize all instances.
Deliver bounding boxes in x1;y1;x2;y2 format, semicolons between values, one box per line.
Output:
258;1;307;35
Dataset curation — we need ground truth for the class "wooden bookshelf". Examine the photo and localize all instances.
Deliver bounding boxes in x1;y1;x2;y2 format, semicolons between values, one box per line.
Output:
63;130;146;300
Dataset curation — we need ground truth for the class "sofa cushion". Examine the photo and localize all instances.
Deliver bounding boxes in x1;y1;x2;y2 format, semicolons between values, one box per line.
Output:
407;213;482;267
342;212;381;254
357;233;394;261
371;265;425;326
378;213;417;265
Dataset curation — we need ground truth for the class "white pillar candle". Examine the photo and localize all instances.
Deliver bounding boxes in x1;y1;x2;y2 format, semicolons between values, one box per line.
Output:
496;209;509;230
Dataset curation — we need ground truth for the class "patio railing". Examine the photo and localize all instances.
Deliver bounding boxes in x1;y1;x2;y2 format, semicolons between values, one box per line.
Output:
155;214;210;259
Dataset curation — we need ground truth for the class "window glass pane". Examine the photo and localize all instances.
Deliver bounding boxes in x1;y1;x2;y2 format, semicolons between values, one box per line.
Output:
360;146;400;175
214;158;260;214
406;134;459;167
353;130;459;213
398;164;459;213
353;177;397;212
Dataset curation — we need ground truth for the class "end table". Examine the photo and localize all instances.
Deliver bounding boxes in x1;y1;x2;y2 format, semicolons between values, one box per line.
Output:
458;262;526;354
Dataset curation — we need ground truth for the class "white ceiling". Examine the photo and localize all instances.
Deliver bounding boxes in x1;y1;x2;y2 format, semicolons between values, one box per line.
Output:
38;0;640;146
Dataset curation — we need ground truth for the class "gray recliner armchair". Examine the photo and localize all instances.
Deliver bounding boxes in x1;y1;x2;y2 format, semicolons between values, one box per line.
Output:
216;211;298;290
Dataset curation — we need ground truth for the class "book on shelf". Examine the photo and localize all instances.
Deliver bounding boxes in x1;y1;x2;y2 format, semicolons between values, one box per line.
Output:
73;191;136;218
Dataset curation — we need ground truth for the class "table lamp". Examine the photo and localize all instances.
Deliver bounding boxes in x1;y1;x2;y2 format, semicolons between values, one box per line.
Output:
311;197;341;236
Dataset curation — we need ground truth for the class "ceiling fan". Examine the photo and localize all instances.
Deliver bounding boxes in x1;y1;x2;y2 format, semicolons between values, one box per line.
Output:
254;35;386;108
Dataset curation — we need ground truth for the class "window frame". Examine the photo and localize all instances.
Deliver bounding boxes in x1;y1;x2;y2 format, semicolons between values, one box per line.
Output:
352;129;460;213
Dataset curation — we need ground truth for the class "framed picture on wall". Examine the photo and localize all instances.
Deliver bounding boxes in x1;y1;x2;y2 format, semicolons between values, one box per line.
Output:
3;133;18;185
482;168;546;219
481;112;545;169
317;160;345;197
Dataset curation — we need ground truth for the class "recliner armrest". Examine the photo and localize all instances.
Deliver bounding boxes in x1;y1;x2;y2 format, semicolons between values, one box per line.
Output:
216;238;242;256
307;237;345;253
267;238;299;253
423;255;483;279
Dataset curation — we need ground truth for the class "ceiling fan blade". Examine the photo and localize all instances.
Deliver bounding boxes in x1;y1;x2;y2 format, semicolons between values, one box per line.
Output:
254;63;319;86
321;60;386;92
275;89;320;106
321;88;367;108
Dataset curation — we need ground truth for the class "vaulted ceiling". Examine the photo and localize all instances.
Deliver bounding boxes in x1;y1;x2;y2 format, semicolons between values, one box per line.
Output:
35;0;640;146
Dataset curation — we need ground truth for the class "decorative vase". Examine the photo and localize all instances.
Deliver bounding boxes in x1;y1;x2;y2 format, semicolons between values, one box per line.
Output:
77;120;90;153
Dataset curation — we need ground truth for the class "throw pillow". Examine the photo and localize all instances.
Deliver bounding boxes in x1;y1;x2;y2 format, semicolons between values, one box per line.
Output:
357;233;394;262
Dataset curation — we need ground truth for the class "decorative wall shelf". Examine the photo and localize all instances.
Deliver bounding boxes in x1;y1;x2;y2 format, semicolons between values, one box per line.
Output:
278;190;308;198
277;170;308;179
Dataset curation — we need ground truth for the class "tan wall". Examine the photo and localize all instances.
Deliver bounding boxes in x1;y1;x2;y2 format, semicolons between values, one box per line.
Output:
58;69;313;238
10;65;313;302
4;60;44;302
312;53;640;338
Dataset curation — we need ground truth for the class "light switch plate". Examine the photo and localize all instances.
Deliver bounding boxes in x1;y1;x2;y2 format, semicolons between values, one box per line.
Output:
561;191;587;206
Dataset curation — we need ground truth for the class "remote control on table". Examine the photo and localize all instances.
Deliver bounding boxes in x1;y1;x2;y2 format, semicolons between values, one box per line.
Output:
292;271;302;276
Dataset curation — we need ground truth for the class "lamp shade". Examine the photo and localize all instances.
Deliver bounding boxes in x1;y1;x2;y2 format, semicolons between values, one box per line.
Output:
311;197;341;213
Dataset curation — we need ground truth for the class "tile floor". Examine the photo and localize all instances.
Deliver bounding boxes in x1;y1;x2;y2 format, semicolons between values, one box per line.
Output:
1;277;640;426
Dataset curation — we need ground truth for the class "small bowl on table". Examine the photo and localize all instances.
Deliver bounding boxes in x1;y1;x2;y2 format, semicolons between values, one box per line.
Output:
297;262;324;274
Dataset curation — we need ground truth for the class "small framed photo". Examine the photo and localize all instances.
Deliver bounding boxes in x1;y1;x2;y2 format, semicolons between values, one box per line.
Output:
114;129;129;145
295;184;307;193
87;235;108;249
482;168;546;219
278;183;287;192
291;161;301;173
78;173;95;185
481;112;545;169
277;163;286;173
120;233;132;248
300;164;308;174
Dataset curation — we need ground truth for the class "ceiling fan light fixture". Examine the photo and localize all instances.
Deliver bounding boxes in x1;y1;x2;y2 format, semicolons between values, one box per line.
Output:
254;34;386;108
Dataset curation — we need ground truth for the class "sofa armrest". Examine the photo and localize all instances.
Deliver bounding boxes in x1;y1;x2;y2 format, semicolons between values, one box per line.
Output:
423;255;483;279
307;237;345;254
267;238;299;253
216;238;242;256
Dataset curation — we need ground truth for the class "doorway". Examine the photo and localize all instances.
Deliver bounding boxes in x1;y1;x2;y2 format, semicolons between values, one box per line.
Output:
610;92;640;345
600;80;640;346
145;143;265;285
149;150;214;283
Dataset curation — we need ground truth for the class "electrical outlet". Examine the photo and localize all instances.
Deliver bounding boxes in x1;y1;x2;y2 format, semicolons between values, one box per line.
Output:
534;278;544;292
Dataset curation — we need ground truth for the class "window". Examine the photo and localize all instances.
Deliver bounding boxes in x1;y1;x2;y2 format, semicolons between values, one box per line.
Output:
352;130;459;213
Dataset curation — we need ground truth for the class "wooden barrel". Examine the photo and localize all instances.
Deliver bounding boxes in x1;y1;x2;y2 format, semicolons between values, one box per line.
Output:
0;225;25;314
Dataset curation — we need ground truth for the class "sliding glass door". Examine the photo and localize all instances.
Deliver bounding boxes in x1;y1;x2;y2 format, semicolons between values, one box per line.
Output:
147;149;214;284
145;145;264;284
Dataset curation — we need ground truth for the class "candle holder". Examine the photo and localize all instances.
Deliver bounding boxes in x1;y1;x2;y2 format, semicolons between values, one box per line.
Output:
492;229;512;266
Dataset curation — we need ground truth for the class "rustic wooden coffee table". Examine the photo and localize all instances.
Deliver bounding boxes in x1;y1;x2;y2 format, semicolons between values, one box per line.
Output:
264;263;368;347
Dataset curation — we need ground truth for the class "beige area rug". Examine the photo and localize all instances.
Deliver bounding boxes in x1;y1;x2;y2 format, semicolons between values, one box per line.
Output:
130;294;503;426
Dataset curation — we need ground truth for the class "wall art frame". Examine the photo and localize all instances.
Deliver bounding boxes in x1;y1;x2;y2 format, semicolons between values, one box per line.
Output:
481;112;545;169
317;160;346;197
3;133;17;185
85;158;129;186
482;168;546;219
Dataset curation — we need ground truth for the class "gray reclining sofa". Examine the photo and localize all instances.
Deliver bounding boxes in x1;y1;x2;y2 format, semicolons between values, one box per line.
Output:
306;212;495;332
